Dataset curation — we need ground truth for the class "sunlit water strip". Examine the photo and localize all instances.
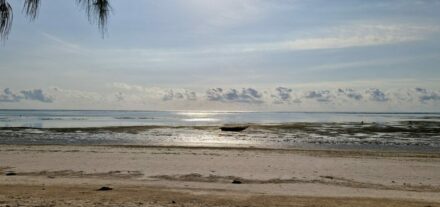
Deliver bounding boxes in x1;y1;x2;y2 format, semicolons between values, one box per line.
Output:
0;110;440;152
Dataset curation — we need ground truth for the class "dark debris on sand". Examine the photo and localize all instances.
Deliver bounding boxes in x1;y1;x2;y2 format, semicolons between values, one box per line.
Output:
97;186;113;191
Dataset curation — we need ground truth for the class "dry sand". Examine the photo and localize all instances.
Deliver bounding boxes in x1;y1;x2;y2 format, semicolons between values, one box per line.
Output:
1;144;440;206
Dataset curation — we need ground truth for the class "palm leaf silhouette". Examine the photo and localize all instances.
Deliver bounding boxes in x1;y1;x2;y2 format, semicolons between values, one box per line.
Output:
23;0;40;20
0;0;13;40
0;0;111;41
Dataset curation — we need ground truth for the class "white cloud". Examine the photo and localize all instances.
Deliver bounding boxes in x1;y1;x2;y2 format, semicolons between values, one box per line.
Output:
365;88;389;102
0;88;53;103
237;23;439;52
2;85;440;111
41;33;81;53
271;87;301;104
304;90;333;103
162;89;197;101
40;22;440;65
110;82;146;92
206;88;263;104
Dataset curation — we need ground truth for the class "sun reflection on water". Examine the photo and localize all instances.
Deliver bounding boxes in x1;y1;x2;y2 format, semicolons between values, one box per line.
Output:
176;111;228;117
182;118;220;122
177;111;227;123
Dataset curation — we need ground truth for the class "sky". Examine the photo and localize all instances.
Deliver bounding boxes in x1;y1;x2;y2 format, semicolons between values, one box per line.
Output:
1;0;440;111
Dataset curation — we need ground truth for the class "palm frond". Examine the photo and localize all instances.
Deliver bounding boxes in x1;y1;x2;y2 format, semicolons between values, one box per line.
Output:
0;0;13;40
23;0;40;20
1;0;112;41
76;0;111;37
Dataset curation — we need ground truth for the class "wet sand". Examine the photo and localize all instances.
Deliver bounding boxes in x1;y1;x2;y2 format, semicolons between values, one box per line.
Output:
1;144;440;206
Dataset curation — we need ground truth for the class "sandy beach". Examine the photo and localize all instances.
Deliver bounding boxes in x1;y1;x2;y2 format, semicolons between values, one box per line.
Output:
1;144;440;206
2;0;440;206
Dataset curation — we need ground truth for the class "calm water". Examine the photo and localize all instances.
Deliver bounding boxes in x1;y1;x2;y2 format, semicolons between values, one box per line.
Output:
1;110;440;152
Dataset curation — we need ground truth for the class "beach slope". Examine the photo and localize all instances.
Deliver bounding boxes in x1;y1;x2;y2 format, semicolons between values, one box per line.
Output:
1;145;440;206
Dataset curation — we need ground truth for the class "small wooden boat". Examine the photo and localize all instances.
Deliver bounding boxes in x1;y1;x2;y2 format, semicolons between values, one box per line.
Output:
220;126;249;132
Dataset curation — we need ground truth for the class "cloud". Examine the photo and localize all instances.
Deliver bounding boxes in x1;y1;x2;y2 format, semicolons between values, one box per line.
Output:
366;88;388;102
202;87;440;107
51;87;103;101
41;32;81;53
114;92;125;102
37;22;440;71
20;89;54;103
111;82;146;92
415;88;440;103
2;86;440;111
337;88;363;100
0;88;22;102
304;90;333;103
206;88;263;104
271;87;291;104
267;87;440;107
230;23;439;53
110;83;198;101
0;88;53;103
162;89;197;101
271;87;301;104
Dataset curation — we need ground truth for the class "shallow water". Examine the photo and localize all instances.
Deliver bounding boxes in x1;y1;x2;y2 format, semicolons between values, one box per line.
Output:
1;110;440;152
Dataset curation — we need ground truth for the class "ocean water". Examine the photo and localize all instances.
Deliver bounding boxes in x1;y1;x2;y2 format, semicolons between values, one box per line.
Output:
0;110;440;152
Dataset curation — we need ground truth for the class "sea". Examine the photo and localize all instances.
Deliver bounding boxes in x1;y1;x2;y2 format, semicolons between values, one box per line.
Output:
0;110;439;152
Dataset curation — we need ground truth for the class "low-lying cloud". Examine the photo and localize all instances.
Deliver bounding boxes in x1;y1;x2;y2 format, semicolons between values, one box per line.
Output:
0;88;53;103
206;88;263;104
0;88;22;102
21;89;54;103
304;90;333;103
415;88;440;103
366;88;389;102
337;88;363;100
271;87;301;104
1;86;440;111
162;89;197;101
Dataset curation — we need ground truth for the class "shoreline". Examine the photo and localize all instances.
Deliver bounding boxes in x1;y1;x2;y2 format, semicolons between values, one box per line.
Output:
2;119;439;154
1;144;440;206
2;143;440;158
